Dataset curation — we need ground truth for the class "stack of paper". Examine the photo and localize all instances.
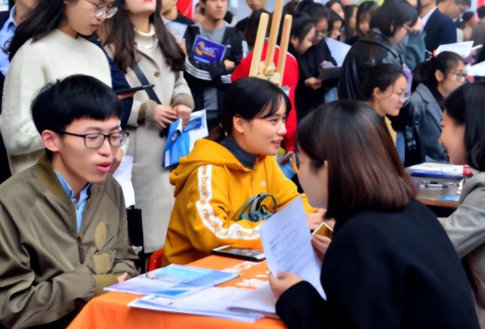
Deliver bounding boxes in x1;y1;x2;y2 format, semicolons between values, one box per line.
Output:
129;287;265;323
105;264;239;299
436;41;482;60
407;162;467;180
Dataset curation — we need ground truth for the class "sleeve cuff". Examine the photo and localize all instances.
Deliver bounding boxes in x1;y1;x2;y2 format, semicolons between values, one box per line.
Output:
276;281;326;329
173;93;195;109
93;274;118;296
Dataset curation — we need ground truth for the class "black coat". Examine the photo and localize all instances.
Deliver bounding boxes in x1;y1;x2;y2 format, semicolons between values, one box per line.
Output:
338;31;402;101
291;40;337;122
424;8;457;53
276;200;480;329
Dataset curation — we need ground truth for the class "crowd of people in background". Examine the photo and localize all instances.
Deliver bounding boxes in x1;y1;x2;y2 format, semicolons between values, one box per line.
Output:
1;0;485;327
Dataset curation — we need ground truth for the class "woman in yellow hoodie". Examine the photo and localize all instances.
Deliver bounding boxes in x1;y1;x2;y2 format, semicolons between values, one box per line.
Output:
163;77;320;265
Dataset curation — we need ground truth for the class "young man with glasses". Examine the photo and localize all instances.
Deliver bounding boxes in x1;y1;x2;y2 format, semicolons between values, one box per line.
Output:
0;75;138;329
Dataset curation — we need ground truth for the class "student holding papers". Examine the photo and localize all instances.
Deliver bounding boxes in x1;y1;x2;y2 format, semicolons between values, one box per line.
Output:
438;83;485;328
163;78;321;265
269;100;479;329
101;0;194;253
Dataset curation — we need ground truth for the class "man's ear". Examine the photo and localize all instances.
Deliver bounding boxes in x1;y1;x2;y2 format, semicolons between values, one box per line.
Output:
232;115;246;134
42;130;61;153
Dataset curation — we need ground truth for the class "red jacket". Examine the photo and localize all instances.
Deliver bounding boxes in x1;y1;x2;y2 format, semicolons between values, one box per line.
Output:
231;42;299;152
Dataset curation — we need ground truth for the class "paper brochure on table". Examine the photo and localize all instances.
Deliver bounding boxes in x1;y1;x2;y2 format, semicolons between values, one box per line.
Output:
260;197;326;299
407;162;467;180
227;282;278;318
105;264;239;299
129;287;264;323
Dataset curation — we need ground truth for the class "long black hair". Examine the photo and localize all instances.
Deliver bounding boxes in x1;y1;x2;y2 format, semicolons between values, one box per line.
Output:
412;51;464;90
444;83;485;171
8;0;67;61
101;0;185;73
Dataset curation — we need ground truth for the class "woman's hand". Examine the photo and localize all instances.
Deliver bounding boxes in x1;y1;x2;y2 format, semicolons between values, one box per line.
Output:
173;104;192;130
305;77;322;90
306;208;325;230
153;105;178;128
268;272;302;299
312;234;332;263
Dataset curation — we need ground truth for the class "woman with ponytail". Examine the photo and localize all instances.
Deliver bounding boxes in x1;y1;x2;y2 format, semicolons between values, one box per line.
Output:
409;51;465;162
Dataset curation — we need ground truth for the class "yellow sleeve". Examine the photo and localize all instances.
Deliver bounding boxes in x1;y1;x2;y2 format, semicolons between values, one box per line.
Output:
182;164;264;254
267;157;316;213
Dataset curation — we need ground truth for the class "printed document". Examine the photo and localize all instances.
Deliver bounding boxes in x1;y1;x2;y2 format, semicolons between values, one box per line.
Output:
260;197;326;299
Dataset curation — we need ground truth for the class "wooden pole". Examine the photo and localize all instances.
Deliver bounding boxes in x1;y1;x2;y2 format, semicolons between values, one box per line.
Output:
249;13;269;77
264;0;283;69
276;14;292;85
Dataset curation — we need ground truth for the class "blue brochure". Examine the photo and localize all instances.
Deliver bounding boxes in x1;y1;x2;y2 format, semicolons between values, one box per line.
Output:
105;264;239;299
163;110;208;168
192;35;227;63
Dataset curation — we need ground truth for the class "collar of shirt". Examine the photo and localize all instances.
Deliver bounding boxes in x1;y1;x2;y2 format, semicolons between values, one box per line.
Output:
54;171;92;234
422;6;438;28
0;5;17;76
4;5;17;32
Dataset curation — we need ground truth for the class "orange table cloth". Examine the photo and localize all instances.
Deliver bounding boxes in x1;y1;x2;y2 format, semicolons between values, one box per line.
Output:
67;256;287;329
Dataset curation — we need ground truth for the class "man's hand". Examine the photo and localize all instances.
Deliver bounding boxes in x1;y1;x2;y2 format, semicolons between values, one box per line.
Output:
173;104;192;130
116;272;130;283
153;105;178;128
268;272;302;299
110;148;124;173
224;59;235;71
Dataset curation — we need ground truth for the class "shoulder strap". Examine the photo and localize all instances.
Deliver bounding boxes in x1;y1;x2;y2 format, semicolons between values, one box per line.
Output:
132;62;162;105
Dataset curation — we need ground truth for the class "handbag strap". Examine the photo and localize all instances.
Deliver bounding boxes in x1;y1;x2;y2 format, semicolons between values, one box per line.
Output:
132;62;162;105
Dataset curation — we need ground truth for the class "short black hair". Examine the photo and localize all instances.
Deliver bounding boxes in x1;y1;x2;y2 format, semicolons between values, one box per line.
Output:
220;77;291;135
290;12;317;41
361;64;406;100
444;82;485;171
32;75;122;134
478;5;485;19
301;2;330;21
370;0;419;37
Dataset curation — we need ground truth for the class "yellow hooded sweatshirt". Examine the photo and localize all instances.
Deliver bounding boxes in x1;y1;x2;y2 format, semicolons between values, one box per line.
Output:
163;139;313;265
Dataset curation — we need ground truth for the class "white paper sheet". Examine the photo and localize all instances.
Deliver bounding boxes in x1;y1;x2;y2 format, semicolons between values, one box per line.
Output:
228;282;278;318
112;155;135;207
325;37;351;66
260;197;326;299
129;287;264;323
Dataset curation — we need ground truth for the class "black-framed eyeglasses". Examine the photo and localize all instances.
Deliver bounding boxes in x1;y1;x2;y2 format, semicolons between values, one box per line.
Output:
314;30;328;39
54;130;129;149
291;152;323;174
84;0;118;19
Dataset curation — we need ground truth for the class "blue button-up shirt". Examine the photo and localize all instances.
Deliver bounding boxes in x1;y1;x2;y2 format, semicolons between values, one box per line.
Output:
0;5;16;76
55;171;93;234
